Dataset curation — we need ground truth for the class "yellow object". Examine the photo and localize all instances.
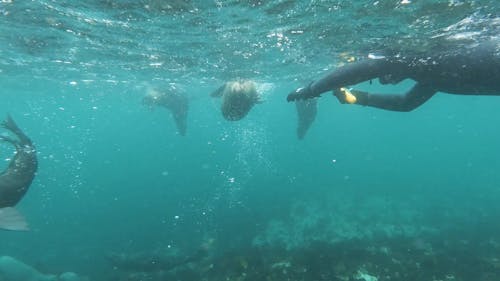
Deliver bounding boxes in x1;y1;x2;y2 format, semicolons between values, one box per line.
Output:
340;87;357;104
339;52;356;63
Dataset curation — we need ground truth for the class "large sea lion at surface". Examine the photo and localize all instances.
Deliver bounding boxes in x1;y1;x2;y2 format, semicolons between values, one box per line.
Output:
143;87;189;136
295;99;317;139
0;115;37;231
211;80;262;121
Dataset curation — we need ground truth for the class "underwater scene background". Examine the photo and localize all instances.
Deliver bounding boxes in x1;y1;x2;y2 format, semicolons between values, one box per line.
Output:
1;1;500;280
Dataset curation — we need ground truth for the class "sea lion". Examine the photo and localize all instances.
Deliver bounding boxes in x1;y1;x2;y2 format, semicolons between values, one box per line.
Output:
211;80;261;121
0;115;37;231
295;99;317;139
0;256;88;281
143;87;189;136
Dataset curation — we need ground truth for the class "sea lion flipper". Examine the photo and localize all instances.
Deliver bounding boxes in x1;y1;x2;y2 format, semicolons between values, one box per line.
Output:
0;207;29;231
1;115;16;130
1;115;32;145
171;108;187;136
296;99;318;140
168;93;188;136
0;135;19;147
210;84;226;98
1;116;22;146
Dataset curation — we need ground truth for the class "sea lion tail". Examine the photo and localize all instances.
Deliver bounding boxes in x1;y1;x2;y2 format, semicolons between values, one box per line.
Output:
0;207;29;231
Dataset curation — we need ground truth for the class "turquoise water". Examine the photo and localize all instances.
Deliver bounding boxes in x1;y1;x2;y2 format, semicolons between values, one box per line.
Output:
1;1;500;280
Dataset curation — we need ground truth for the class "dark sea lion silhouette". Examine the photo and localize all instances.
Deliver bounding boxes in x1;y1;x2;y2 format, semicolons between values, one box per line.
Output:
211;80;262;121
0;115;37;231
295;99;317;139
143;88;189;136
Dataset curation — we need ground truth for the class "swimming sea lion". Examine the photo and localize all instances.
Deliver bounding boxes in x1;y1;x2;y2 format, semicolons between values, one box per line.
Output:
143;87;189;136
0;115;37;231
0;256;88;281
211;80;261;121
295;99;317;139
